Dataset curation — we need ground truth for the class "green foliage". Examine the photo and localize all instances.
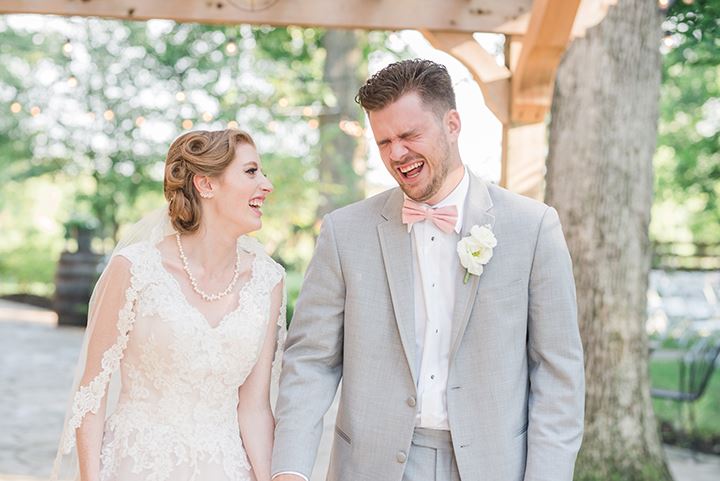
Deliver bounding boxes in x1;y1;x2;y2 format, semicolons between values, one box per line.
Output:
0;15;401;290
654;1;720;244
0;176;69;289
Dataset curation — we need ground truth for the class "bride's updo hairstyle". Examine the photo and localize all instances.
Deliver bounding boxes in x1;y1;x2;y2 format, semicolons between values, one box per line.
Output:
164;129;256;234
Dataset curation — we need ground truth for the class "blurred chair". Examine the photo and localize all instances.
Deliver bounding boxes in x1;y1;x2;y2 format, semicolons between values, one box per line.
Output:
651;335;720;402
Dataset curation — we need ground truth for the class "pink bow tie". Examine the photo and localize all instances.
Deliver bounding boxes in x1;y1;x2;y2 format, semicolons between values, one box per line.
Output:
401;199;458;234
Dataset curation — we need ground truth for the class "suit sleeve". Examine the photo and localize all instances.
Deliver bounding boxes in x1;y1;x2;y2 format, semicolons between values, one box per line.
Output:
271;214;345;478
524;206;585;481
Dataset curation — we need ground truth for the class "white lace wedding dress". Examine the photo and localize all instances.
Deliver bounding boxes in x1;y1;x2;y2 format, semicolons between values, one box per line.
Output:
52;235;286;481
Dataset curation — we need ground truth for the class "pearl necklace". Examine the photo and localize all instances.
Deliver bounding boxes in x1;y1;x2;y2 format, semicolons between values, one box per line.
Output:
175;233;241;302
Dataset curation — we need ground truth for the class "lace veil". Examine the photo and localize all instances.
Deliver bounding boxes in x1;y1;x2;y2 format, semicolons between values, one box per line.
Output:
50;205;287;480
49;206;173;480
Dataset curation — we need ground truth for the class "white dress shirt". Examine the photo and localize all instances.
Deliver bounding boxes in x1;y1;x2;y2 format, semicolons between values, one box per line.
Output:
409;168;468;430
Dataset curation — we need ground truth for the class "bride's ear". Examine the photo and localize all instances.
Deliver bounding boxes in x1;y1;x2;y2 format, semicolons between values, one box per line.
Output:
193;174;215;199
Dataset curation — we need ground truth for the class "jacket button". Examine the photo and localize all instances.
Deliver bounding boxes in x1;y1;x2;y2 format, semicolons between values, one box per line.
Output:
397;451;407;463
406;396;416;407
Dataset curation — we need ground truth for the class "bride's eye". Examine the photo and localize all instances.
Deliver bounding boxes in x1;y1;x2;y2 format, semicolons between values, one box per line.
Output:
245;168;258;175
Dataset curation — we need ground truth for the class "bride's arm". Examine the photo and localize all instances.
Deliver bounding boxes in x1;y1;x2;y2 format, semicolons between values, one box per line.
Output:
238;278;284;481
75;257;133;481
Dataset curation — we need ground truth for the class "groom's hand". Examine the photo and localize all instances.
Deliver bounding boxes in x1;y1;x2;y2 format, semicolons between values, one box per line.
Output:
272;475;307;481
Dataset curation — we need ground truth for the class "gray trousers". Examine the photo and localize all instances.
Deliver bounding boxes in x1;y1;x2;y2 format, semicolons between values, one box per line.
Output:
402;429;461;481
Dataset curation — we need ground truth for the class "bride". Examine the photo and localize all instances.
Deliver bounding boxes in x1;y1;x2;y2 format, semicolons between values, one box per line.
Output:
52;129;285;481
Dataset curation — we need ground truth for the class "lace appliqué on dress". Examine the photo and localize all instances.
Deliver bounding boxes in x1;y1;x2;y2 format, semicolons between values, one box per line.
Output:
59;253;143;455
71;237;287;481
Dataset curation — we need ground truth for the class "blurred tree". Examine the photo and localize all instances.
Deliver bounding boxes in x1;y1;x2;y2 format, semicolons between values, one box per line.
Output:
316;29;367;217
0;18;326;258
545;0;671;479
653;0;720;245
0;15;399;292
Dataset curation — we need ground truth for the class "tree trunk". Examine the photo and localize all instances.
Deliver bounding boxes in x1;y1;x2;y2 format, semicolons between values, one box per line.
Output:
317;29;366;217
544;1;671;480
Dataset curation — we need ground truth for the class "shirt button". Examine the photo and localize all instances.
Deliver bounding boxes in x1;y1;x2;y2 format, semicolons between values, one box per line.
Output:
431;236;435;241
406;396;416;407
430;374;435;380
397;451;407;463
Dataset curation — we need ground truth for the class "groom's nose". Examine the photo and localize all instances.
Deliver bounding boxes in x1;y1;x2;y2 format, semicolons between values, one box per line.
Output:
388;141;409;162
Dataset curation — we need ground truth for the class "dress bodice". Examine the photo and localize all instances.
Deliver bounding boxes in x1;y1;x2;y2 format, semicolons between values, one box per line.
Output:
96;237;284;481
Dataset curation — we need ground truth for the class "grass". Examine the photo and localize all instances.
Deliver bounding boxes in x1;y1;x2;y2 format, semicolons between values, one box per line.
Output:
650;358;720;439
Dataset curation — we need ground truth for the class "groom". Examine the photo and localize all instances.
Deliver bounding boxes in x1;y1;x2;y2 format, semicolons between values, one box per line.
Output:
272;59;585;481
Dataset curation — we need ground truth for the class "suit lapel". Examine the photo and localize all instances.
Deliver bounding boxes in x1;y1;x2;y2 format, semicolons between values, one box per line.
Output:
449;175;495;361
377;188;417;384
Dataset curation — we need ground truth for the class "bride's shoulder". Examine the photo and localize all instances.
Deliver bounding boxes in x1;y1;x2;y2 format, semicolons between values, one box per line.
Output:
113;240;156;265
238;236;285;278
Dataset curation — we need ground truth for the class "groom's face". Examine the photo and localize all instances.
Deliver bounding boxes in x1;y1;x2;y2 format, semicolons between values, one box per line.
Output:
368;92;459;204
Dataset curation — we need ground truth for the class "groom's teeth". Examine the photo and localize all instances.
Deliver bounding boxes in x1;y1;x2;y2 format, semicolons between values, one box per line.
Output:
399;162;423;174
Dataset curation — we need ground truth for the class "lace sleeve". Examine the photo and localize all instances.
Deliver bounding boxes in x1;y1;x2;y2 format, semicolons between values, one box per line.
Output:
237;235;287;388
52;252;141;480
271;272;287;388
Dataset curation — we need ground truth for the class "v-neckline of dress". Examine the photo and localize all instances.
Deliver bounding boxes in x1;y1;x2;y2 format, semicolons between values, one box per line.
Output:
150;238;260;330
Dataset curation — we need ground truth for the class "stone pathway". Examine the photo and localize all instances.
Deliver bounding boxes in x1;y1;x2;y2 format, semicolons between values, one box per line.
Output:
0;301;81;481
0;299;717;481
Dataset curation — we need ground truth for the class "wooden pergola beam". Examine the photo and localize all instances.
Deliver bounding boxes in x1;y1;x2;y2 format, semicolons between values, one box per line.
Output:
422;31;511;125
510;0;581;124
0;0;534;35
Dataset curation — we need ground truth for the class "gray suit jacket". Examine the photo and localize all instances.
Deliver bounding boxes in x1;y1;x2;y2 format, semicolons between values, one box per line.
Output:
272;174;585;481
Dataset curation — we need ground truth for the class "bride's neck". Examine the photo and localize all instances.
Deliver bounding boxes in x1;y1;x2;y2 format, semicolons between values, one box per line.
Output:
178;225;240;272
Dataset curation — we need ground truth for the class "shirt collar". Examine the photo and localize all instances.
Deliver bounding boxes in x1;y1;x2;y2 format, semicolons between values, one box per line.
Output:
404;166;469;234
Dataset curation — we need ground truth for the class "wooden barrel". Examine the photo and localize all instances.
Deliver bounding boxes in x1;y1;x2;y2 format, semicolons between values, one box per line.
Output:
53;251;102;327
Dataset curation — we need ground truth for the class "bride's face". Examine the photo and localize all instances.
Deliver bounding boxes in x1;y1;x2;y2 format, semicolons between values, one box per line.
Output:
212;143;273;233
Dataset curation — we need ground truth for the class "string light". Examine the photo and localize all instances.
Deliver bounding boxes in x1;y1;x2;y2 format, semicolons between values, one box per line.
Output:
302;106;314;116
176;91;186;102
30;106;41;117
308;119;319;129
10;102;21;113
225;39;238;55
104;110;115;121
268;121;279;132
657;0;678;10
227;120;239;129
67;76;78;88
339;119;364;137
135;116;145;126
62;38;73;55
278;97;289;108
202;112;213;122
662;32;677;50
182;119;193;129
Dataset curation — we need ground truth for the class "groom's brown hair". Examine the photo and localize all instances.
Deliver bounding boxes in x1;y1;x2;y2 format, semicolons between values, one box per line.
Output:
356;59;456;116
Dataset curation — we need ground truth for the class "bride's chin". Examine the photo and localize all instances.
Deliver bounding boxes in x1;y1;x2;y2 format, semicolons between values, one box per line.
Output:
232;218;262;236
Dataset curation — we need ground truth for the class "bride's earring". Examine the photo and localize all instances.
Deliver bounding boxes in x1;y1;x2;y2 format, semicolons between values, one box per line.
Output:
199;191;214;199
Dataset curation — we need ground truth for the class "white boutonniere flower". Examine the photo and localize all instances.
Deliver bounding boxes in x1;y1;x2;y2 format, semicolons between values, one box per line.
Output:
457;224;497;284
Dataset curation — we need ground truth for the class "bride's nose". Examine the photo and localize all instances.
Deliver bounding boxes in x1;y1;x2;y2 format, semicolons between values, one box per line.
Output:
260;174;273;193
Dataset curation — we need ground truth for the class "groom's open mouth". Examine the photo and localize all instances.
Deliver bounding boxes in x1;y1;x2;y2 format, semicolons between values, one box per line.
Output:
397;160;425;180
